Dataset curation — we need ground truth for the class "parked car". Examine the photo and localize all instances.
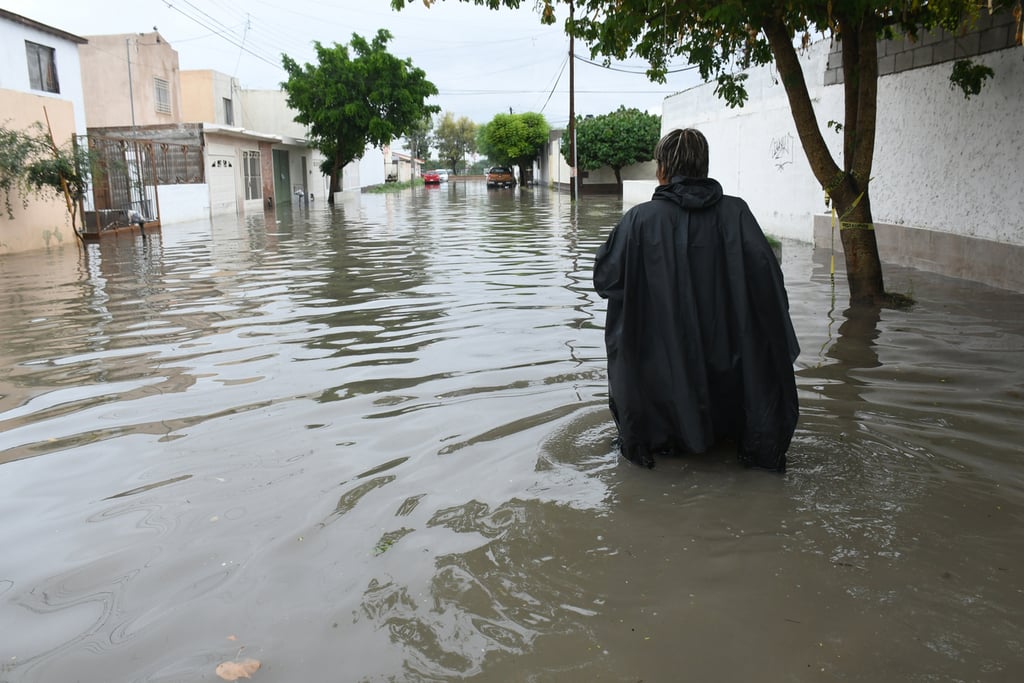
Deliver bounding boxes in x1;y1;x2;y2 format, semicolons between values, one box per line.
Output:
485;166;516;188
422;170;441;185
430;169;450;183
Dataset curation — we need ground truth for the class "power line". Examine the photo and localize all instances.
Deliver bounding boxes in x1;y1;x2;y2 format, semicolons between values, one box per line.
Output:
163;0;283;70
538;53;569;114
574;54;699;75
440;89;680;95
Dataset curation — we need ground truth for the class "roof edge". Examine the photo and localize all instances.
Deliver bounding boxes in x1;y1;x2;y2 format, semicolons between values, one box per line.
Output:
0;9;88;44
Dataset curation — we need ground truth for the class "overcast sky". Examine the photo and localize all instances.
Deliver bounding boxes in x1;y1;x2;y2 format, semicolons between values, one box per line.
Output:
7;0;702;129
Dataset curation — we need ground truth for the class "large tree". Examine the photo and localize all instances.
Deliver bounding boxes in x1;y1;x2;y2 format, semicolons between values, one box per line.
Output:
394;0;1015;304
281;30;439;202
477;112;550;184
433;112;478;173
562;106;661;188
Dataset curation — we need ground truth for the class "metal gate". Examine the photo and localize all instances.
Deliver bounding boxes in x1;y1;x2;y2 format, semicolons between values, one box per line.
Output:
84;129;205;232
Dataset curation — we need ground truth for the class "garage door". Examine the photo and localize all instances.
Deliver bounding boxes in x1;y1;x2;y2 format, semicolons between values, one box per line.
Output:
208;155;238;215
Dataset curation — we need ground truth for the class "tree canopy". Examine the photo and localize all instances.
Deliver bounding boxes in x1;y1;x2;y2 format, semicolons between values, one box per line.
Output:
562;106;661;186
0;122;90;227
403;114;434;162
477;112;550;183
281;29;439;201
394;0;1019;304
433;112;478;172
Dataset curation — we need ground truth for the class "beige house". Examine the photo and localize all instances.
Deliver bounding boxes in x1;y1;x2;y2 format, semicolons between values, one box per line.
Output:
0;9;87;255
76;30;335;221
181;70;237;126
79;31;182;128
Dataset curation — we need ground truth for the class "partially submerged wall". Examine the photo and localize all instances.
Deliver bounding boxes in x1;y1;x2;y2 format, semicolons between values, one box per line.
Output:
660;10;1023;290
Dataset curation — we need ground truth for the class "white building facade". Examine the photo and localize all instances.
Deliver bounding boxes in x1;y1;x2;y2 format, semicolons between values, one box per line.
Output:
640;9;1023;290
0;9;88;254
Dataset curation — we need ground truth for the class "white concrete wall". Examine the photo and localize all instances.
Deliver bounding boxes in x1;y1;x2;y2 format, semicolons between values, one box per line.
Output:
869;48;1023;244
238;90;306;138
544;135;572;188
545;133;659;191
622;180;654;206
584;160;658;185
662;40;838;240
662;41;1024;246
209;72;236;125
158;184;210;223
0;16;87;134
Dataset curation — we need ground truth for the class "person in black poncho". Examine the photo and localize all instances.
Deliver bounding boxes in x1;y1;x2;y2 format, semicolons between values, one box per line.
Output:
593;128;799;471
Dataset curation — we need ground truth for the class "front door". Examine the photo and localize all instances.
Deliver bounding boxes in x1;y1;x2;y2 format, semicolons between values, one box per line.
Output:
273;149;291;205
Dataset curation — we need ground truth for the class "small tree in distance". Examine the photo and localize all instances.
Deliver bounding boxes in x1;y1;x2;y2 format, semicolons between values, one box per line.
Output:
434;112;478;173
477;112;550;185
562;106;661;188
403;114;434;163
281;30;439;202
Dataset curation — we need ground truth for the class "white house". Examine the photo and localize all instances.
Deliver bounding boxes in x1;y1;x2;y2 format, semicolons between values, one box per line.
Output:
0;9;88;254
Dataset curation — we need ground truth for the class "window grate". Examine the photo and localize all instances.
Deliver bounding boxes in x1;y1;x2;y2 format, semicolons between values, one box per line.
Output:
154;78;171;114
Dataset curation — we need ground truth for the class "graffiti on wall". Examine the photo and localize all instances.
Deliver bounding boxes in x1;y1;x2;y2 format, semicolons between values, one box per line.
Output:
769;133;794;170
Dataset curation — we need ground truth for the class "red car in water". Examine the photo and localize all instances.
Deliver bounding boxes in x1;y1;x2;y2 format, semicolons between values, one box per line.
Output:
422;170;441;185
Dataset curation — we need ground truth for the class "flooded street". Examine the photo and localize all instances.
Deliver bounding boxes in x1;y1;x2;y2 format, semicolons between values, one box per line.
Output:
1;183;1023;682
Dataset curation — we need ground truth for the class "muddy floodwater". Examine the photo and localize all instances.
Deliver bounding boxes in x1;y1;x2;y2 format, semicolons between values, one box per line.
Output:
1;184;1023;682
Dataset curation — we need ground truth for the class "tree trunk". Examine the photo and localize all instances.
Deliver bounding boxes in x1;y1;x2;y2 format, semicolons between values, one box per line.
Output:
327;155;342;204
762;14;887;305
613;166;622;191
835;14;885;305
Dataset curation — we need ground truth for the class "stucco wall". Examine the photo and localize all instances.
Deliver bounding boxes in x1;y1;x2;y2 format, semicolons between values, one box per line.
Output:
159;184;210;223
80;32;181;128
180;70;215;123
0;93;78;254
0;15;87;133
584;160;658;186
662;39;838;240
357;149;386;189
544;134;572;189
545;133;660;193
662;40;1024;249
869;47;1023;244
239;90;307;138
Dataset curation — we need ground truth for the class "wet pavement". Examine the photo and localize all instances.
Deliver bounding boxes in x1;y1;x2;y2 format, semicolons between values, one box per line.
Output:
1;183;1023;681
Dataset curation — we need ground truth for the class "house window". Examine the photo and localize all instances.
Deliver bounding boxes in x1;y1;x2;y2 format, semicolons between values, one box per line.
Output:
243;150;262;200
25;41;59;93
223;98;234;126
154;78;171;114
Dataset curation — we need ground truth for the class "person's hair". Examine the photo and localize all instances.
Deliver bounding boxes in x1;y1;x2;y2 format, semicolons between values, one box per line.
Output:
654;128;709;180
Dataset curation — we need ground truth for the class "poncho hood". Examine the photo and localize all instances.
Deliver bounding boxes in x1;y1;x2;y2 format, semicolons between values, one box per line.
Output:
653;176;723;209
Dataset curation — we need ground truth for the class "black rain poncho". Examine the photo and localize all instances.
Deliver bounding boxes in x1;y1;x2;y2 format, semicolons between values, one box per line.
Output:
593;177;799;470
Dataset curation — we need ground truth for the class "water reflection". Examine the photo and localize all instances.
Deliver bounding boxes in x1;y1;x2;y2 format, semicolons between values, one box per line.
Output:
1;186;1023;681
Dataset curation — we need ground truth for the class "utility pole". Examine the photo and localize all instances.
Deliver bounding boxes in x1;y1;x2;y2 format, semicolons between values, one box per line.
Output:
568;0;577;201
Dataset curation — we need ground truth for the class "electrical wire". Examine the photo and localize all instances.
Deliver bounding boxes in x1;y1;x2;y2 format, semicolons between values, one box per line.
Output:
163;0;283;69
538;53;569;114
574;54;699;74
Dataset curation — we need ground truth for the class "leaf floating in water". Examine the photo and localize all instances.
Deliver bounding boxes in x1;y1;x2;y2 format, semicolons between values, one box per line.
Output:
215;658;261;680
